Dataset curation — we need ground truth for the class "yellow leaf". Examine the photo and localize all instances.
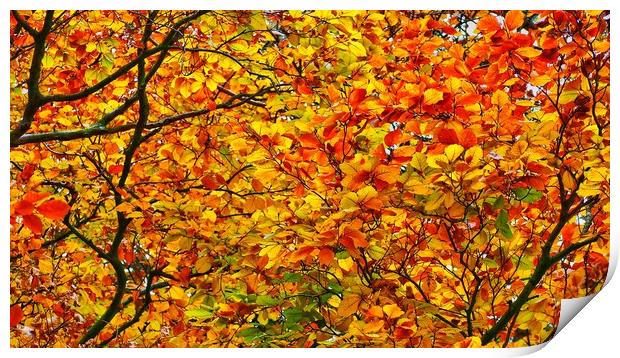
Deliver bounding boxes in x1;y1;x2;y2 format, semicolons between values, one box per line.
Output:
491;90;510;106
195;257;212;273
259;245;281;259
464;146;483;166
382;304;404;319
423;88;444;105
349;41;367;57
531;75;553;87
169;286;186;300
340;185;378;211
515;47;541;58
424;192;444;212
444;144;464;162
229;138;249;152
39;259;54;274
179;81;192;99
202;210;217;223
446;77;461;93
327;295;342;308
338;257;355;271
357;185;378;202
410;152;428;172
558;90;580;105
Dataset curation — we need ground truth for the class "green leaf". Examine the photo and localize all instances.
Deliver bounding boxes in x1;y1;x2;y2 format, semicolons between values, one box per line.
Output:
238;327;263;341
185;308;214;320
326;282;344;295
283;272;302;283
513;187;542;204
495;209;513;239
492;196;505;210
482;258;499;268
256;295;279;307
283;308;307;324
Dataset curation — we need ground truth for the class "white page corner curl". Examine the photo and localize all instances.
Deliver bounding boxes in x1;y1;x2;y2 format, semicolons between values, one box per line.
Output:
554;232;618;338
556;295;595;334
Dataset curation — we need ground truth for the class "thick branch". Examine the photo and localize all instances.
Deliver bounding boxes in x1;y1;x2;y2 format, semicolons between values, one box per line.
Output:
42;11;208;104
9;11;54;145
480;213;601;345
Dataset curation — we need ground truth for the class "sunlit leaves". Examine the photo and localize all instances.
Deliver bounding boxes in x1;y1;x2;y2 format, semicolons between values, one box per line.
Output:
505;10;525;31
340;186;383;211
9;9;609;349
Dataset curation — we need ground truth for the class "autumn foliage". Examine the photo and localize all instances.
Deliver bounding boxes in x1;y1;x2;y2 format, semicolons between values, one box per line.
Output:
10;10;609;347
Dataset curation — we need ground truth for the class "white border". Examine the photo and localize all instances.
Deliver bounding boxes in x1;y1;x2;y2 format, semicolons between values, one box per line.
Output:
3;1;617;357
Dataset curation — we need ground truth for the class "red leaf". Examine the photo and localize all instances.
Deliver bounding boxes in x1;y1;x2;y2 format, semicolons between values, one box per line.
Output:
201;176;220;190
459;128;477;149
384;129;402;147
22;214;43;234
19;163;36;182
108;164;124;174
36;199;71;221
10;305;23;328
13;200;35;216
561;224;576;246
349;88;367;108
437;128;460;144
178;267;191;287
294;78;313;95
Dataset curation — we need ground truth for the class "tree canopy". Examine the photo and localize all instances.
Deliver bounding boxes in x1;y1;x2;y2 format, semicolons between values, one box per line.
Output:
10;10;609;348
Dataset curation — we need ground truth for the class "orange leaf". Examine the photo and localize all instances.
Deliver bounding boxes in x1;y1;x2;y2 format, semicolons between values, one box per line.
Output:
290;246;316;262
318;248;334;266
477;15;501;33
36;199;71;221
338;294;361;317
251;178;264;192
459;128;477;149
382;304;404;319
349;88;367;108
23;191;51;204
294;183;305;196
437;128;459;145
343;226;369;249
384;129;402;147
13;200;35;216
299;133;322;149
10;305;23;328
561;224;576;246
454;336;482;348
505;10;525;31
22;214;43;234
